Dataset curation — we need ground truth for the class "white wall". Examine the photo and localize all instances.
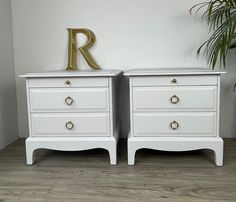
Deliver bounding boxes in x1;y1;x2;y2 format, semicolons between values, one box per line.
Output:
0;0;18;149
11;0;236;138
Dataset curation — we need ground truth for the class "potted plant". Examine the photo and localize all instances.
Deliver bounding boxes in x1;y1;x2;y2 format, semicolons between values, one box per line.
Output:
190;0;236;69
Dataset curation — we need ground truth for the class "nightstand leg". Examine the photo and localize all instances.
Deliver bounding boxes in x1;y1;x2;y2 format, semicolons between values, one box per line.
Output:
128;142;136;165
108;147;117;165
213;142;224;166
25;139;36;165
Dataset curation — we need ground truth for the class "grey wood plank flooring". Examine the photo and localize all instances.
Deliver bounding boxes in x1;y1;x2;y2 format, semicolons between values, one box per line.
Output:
0;139;236;202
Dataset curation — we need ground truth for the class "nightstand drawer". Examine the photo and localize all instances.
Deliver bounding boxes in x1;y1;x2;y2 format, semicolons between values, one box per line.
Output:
28;77;108;88
30;88;109;112
133;112;216;137
133;86;217;111
132;75;217;86
31;113;110;137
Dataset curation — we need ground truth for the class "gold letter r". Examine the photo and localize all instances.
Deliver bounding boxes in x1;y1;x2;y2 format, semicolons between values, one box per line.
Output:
66;28;101;71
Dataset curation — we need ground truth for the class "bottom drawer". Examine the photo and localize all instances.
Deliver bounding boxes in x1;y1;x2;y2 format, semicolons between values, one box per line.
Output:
31;113;110;137
133;112;216;137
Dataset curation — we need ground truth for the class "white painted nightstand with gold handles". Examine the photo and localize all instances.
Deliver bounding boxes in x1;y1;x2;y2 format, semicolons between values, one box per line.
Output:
20;70;122;165
124;68;225;166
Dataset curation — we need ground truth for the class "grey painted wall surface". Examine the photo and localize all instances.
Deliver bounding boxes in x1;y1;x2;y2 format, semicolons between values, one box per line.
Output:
0;0;18;149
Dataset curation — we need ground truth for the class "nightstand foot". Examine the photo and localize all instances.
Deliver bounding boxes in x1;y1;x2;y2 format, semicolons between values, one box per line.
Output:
108;146;117;165
25;139;36;165
128;138;137;165
213;141;224;166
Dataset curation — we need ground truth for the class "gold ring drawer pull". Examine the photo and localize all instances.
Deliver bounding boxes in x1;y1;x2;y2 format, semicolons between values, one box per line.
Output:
65;80;71;85
170;120;179;130
65;121;74;130
65;96;74;105
171;79;177;83
170;95;180;104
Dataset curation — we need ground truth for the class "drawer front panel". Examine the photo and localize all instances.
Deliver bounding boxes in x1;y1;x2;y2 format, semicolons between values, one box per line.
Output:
133;86;217;111
28;77;108;88
31;113;110;137
132;75;217;86
30;88;109;112
133;112;216;137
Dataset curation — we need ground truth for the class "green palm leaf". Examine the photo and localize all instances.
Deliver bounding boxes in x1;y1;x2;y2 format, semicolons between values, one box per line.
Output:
190;0;236;69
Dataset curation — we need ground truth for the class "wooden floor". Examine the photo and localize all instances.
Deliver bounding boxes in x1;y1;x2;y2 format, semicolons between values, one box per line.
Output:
0;139;236;202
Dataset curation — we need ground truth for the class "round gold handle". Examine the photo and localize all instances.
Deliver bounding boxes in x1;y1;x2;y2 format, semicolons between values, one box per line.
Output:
170;95;180;104
65;80;71;85
171;79;177;83
65;96;74;105
170;120;179;130
65;121;74;130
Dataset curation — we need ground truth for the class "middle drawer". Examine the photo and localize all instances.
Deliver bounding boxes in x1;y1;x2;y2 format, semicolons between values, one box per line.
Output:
30;88;109;112
133;86;217;111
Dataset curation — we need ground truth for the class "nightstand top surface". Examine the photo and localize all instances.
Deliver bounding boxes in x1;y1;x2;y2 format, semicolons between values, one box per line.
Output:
124;68;226;76
20;69;122;78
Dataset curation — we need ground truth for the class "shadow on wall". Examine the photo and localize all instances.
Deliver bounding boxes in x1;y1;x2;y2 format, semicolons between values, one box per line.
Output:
0;82;18;148
118;75;130;139
220;49;236;138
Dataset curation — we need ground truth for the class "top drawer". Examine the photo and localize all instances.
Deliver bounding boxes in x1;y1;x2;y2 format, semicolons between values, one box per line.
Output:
28;77;108;88
132;75;218;86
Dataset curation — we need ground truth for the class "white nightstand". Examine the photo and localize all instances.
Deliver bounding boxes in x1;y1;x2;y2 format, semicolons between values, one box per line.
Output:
124;68;225;166
20;69;122;165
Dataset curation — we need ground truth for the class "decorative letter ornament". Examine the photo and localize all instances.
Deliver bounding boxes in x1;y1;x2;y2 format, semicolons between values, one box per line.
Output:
66;28;101;71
